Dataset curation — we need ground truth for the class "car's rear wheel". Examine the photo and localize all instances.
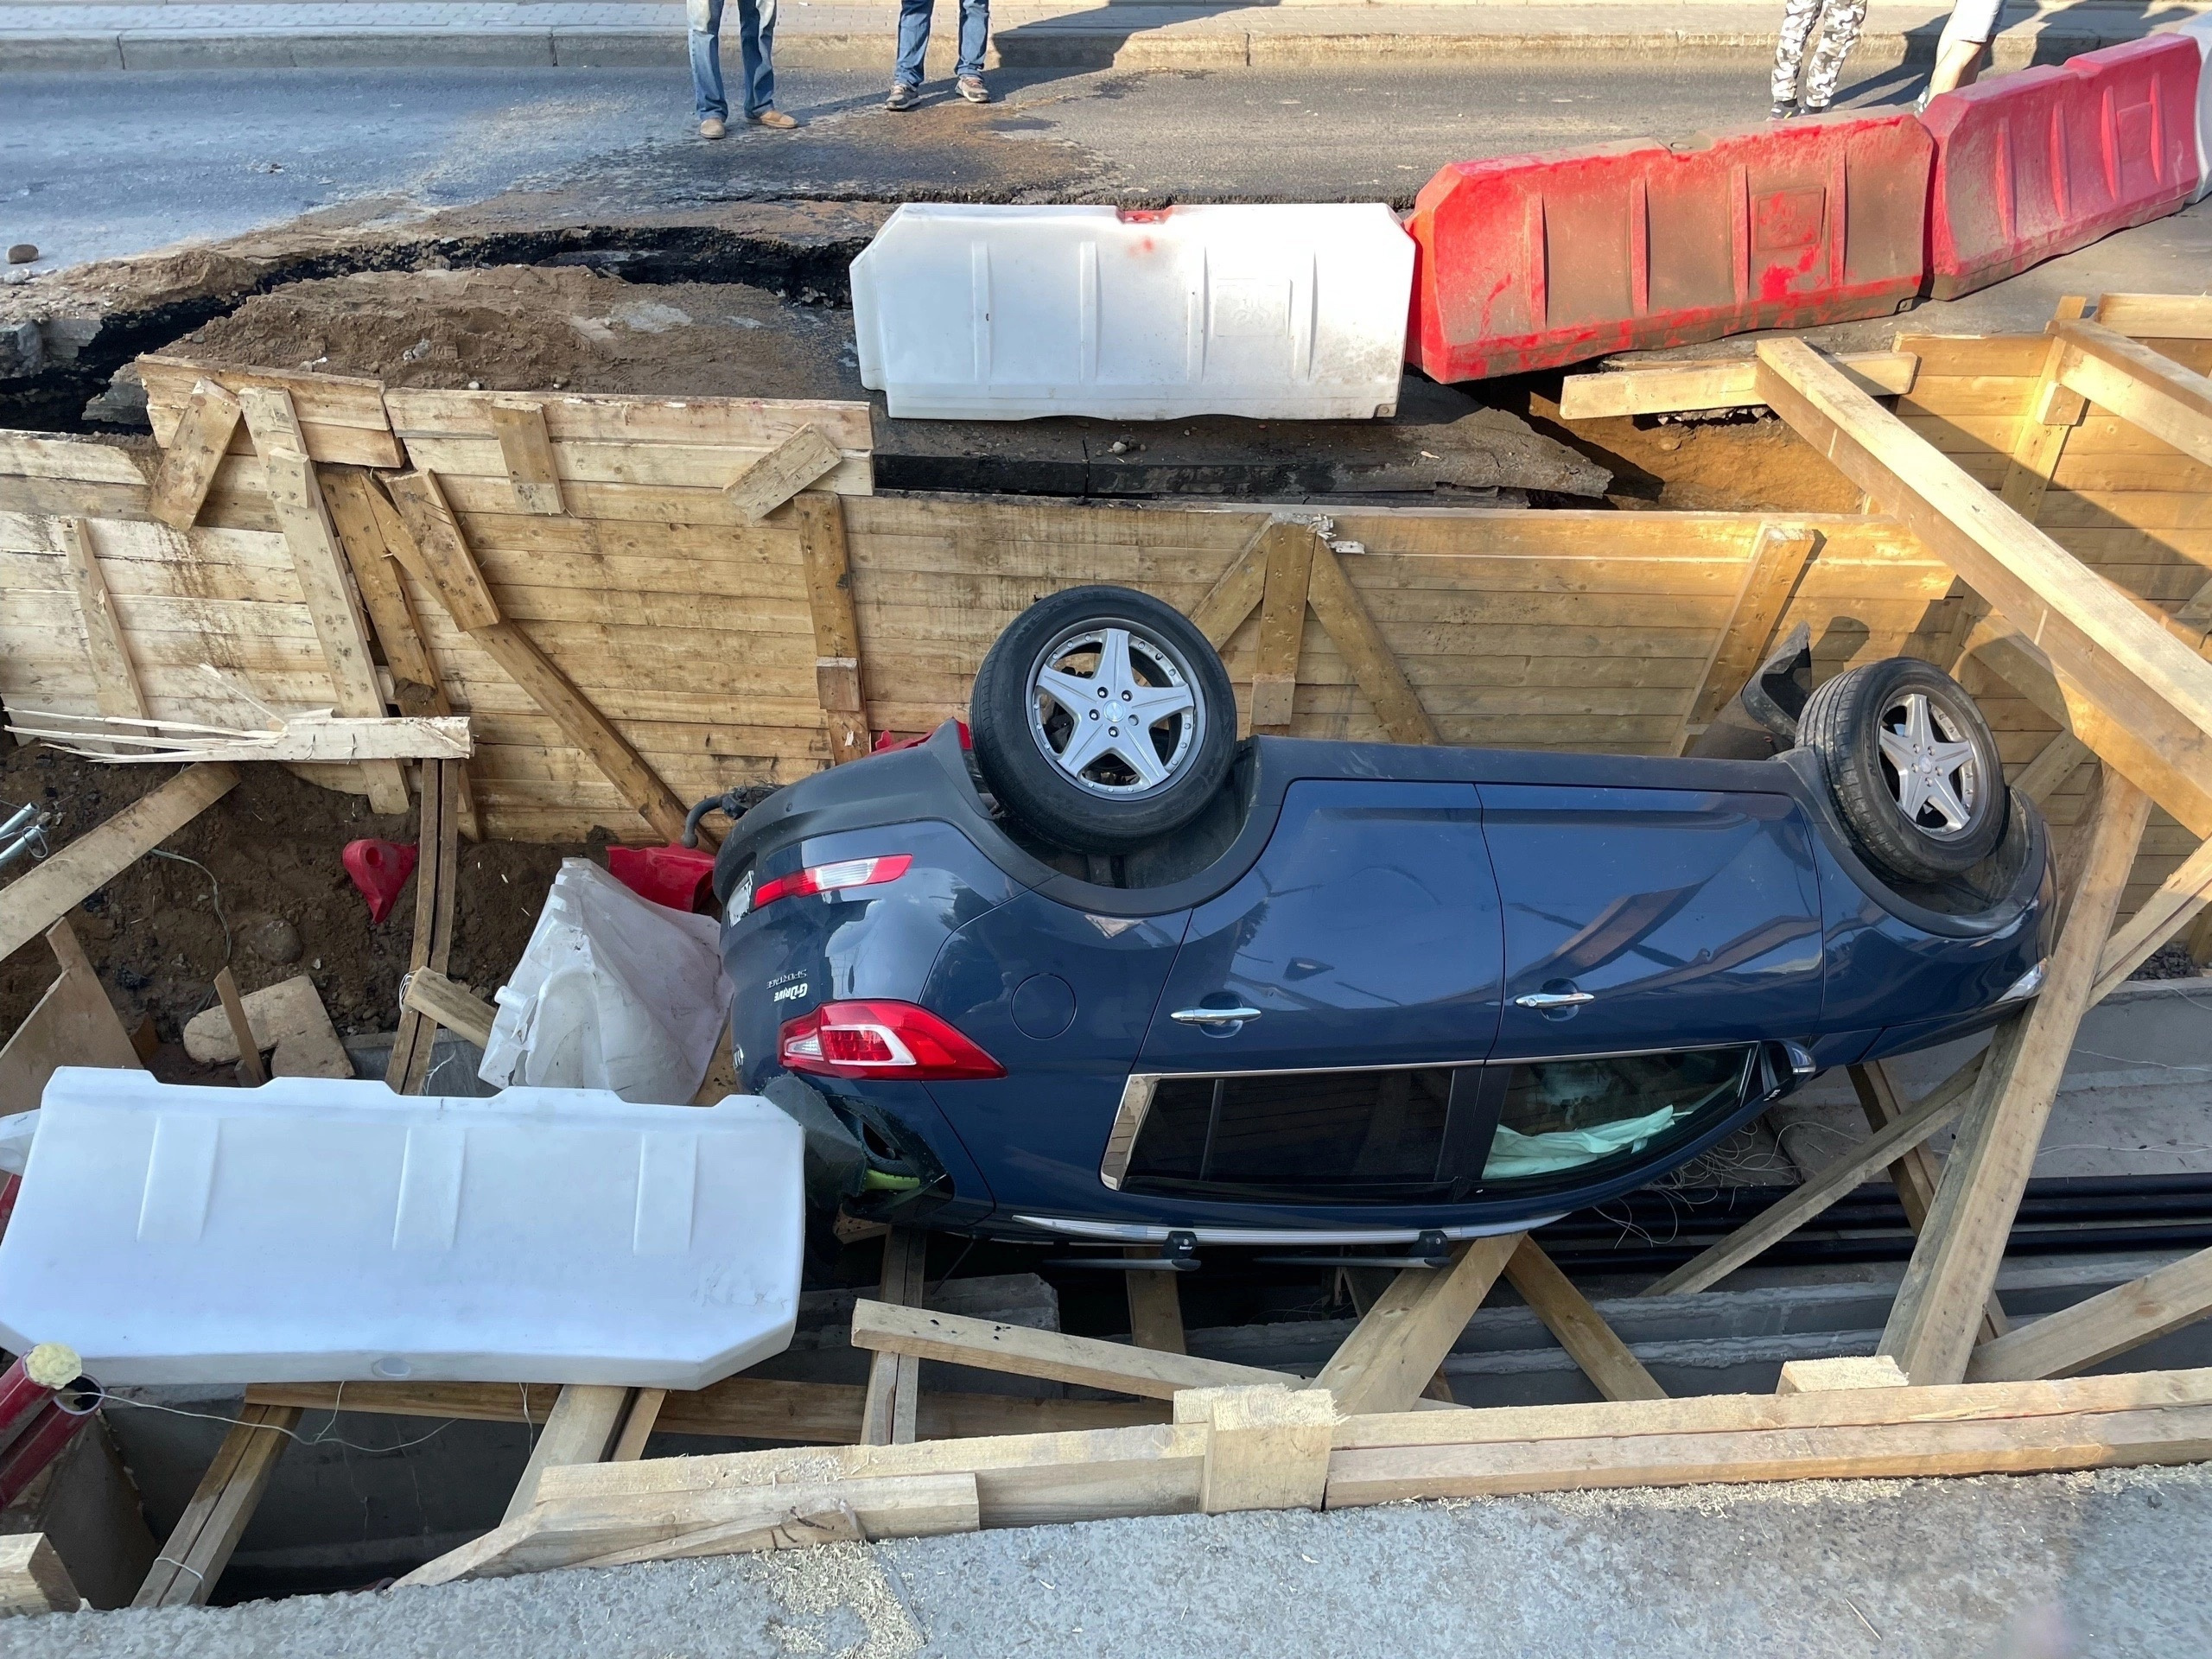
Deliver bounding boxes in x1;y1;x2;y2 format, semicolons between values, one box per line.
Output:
1800;656;2007;885
970;585;1236;854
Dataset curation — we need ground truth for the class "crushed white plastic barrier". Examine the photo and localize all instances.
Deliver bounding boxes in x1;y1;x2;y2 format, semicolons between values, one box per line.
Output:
0;1069;803;1389
480;859;730;1104
852;202;1416;421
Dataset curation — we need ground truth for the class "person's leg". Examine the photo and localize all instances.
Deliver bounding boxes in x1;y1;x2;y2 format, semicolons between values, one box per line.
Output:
955;0;989;82
734;0;789;121
1920;0;2001;105
689;0;728;126
893;0;933;88
1802;0;1867;111
1770;0;1822;115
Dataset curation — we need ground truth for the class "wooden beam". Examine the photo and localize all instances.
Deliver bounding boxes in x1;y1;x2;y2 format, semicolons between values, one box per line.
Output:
1187;518;1274;648
1313;1233;1520;1415
0;921;143;1112
385;759;460;1095
0;764;237;963
1305;537;1440;746
851;1300;1297;1402
794;492;869;766
400;966;495;1048
236;387;410;814
1502;1237;1665;1402
2092;836;2212;1001
213;967;265;1088
1679;522;1819;742
1851;1061;2006;1340
1880;773;2152;1385
860;1228;926;1447
1175;1385;1335;1514
133;1403;298;1608
503;1385;633;1524
2091;294;2212;339
1125;1251;1187;1355
377;470;503;631
1753;336;2212;835
487;402;564;516
1968;1245;2212;1383
725;426;843;524
2050;318;2212;471
56;518;149;737
2012;731;2094;804
1249;518;1318;734
0;1534;80;1617
1556;351;1918;420
608;1389;666;1463
11;711;471;766
1996;296;2091;520
146;378;243;531
1776;1356;1908;1394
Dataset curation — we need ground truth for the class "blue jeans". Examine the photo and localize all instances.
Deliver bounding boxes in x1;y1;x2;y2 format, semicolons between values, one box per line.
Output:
690;0;777;121
893;0;988;87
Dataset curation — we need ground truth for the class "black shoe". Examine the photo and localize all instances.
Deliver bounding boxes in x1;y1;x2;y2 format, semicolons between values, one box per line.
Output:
886;82;919;111
1768;99;1798;120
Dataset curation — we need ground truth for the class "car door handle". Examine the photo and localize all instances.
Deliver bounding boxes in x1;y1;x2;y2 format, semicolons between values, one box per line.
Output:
1514;991;1594;1009
1172;1007;1264;1024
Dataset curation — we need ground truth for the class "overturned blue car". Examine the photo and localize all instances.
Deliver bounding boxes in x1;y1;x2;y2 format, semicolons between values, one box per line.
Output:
707;585;2050;1247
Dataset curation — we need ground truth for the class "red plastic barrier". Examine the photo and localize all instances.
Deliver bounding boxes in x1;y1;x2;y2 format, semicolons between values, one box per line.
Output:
1405;112;1933;383
1923;35;2202;301
607;843;717;913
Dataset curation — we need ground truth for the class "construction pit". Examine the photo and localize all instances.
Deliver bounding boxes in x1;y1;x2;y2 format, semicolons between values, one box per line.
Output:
3;168;2212;1651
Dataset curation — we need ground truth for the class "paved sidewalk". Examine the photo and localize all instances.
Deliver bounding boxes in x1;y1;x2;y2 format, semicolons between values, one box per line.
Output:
1;0;2202;73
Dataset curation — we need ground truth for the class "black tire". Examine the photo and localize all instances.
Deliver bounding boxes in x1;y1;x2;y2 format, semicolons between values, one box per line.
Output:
1800;657;2007;886
970;585;1236;855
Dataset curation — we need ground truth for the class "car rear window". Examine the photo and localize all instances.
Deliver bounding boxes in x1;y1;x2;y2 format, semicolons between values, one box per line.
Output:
1484;1046;1757;1180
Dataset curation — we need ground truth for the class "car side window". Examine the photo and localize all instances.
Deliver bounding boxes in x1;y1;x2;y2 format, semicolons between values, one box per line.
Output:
1481;1046;1757;1180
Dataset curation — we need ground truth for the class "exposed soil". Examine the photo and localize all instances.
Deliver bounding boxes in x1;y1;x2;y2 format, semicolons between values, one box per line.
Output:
0;744;584;1071
174;264;860;402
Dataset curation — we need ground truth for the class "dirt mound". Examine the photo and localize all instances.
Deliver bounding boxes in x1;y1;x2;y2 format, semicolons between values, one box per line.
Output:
175;264;861;401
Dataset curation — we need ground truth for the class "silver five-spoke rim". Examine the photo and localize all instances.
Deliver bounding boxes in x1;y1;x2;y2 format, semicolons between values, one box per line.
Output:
1877;690;1980;837
1027;626;1201;798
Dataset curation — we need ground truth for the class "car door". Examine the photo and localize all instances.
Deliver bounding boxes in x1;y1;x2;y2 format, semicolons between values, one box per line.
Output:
1478;783;1824;1061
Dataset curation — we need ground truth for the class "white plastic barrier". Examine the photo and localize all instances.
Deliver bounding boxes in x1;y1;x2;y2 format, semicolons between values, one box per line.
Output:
0;1070;803;1389
480;859;729;1105
852;203;1416;421
2186;15;2212;201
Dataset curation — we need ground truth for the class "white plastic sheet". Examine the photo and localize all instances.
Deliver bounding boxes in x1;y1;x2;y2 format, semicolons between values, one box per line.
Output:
0;1069;802;1389
852;202;1416;421
480;859;730;1105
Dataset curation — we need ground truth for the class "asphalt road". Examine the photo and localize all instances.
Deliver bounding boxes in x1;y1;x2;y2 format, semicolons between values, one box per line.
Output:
0;59;1926;272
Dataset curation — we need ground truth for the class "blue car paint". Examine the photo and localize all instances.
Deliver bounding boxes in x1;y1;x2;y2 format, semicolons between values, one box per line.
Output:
717;723;2051;1239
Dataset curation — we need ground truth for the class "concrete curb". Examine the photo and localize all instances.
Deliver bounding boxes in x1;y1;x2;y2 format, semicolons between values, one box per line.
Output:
0;14;2177;70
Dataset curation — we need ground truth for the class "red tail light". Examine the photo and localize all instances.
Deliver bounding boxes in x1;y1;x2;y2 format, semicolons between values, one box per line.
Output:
779;1001;1006;1081
750;854;912;913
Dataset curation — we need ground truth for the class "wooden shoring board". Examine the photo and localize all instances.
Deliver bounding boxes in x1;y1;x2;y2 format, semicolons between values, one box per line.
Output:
138;357;402;469
502;1386;634;1524
1556;350;1919;420
1312;1234;1522;1416
486;403;564;517
148;379;244;531
384;758;460;1095
796;492;870;765
1752;336;2212;841
1501;1237;1665;1402
400;967;496;1048
2050;318;2212;473
1997;296;2092;521
235;386;410;814
1305;536;1440;746
1125;1251;1187;1355
727;426;844;524
133;1403;300;1607
1879;772;2152;1385
321;468;480;839
1249;518;1318;734
1678;521;1819;745
0;919;145;1112
852;1300;1300;1400
0;1534;81;1617
2090;294;2212;340
1967;1240;2212;1382
1851;1061;2006;1340
861;1229;927;1446
55;518;149;741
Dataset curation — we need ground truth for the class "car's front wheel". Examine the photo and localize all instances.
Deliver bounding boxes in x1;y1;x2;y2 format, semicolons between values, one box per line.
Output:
970;585;1236;855
1800;656;2008;886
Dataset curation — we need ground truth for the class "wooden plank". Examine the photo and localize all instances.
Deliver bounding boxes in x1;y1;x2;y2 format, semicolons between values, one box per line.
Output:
1879;772;2152;1385
487;403;563;516
1753;337;2212;835
1502;1237;1665;1402
137;356;395;435
234;387;408;813
213;966;265;1088
1679;521;1818;741
56;518;149;735
385;759;460;1095
385;386;874;454
0;1534;80;1617
1851;1061;2007;1341
132;1403;299;1607
1641;1058;1986;1297
795;492;869;765
1249;518;1319;734
2052;319;2212;471
2093;294;2212;340
0;919;143;1113
1187;520;1273;647
401;966;495;1048
322;470;479;840
860;1228;925;1447
1968;1245;2212;1382
2091;834;2212;1000
147;380;242;531
1557;350;1919;419
2013;731;2094;802
0;765;237;963
1174;1385;1335;1514
1305;537;1440;746
378;470;502;632
1312;1234;1521;1416
1776;1356;1909;1394
503;1385;632;1524
725;427;843;524
851;1300;1298;1402
1126;1253;1187;1355
1996;297;2091;521
608;1389;666;1463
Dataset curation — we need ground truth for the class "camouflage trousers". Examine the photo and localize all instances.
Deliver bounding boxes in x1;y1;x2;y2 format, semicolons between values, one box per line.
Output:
1771;0;1868;108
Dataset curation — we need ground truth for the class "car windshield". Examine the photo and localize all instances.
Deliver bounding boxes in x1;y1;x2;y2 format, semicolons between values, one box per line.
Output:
1482;1047;1756;1180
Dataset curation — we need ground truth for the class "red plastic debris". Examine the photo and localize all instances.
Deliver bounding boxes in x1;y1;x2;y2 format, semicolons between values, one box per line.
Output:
874;720;971;753
343;838;418;925
607;844;719;914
